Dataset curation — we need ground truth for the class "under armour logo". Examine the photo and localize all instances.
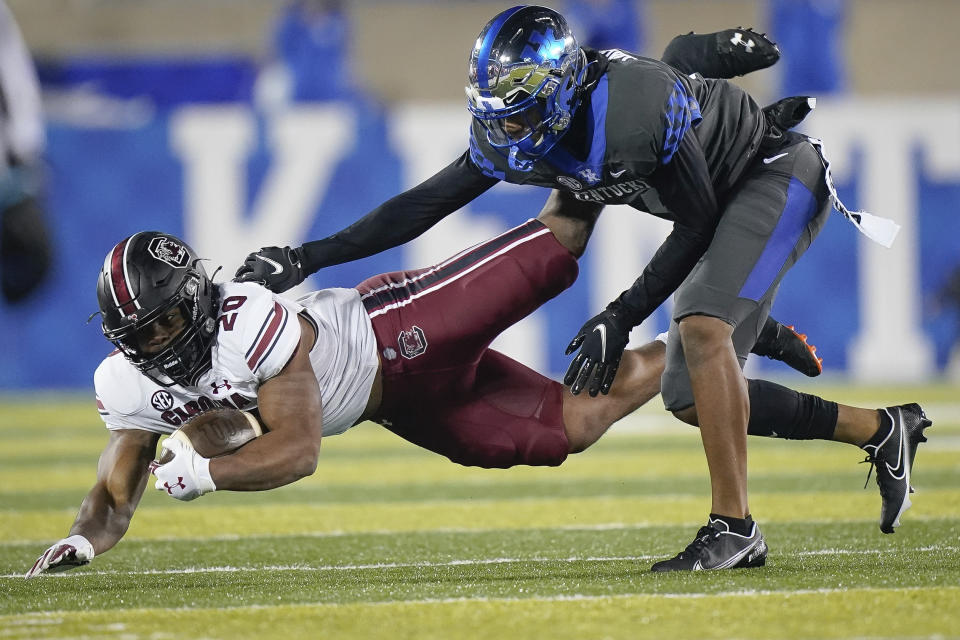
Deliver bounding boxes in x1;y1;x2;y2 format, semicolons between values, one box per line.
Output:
164;477;186;494
211;379;232;394
730;32;755;53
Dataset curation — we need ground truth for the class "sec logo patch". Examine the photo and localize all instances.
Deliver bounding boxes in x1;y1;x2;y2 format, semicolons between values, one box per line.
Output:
151;390;175;411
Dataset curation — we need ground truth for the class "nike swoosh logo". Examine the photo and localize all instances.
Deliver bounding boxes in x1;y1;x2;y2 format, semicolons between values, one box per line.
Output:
884;409;907;479
763;152;789;164
610;169;627;177
255;254;284;275
593;324;607;360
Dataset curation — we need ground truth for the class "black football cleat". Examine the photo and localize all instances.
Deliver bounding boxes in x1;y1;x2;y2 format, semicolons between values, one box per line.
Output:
712;28;780;78
651;518;768;572
861;404;932;534
752;317;823;377
662;28;779;79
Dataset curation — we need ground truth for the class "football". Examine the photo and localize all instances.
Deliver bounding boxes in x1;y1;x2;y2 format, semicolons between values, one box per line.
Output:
156;408;263;465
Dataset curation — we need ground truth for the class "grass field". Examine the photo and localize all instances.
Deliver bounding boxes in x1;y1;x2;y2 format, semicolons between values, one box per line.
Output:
1;384;958;640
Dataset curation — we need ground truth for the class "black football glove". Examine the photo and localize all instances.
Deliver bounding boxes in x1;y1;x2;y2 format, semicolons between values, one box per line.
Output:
563;302;636;397
234;246;305;293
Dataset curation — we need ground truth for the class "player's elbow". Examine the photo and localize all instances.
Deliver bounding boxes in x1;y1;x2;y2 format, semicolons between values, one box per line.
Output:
291;448;320;479
288;427;322;480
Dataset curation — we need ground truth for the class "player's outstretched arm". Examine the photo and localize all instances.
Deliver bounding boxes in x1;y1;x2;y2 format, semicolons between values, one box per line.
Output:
26;428;159;577
208;315;324;491
235;156;498;292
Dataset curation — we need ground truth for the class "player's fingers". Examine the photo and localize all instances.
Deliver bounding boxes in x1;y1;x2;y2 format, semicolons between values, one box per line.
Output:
572;358;596;396
45;547;80;573
233;269;265;285
563;352;585;386
25;548;53;578
159;439;175;456
564;334;584;356
587;363;607;397
599;361;620;395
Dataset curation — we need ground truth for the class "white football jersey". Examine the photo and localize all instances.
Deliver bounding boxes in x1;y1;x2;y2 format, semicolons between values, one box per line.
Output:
95;282;379;438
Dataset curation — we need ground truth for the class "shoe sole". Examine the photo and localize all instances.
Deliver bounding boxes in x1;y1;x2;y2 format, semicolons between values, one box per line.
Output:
908;406;933;494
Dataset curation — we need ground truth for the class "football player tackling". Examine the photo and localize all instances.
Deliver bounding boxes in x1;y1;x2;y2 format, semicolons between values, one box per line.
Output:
235;6;925;571
27;193;929;578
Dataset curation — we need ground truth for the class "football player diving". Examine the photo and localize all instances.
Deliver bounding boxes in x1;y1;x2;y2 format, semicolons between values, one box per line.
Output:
234;6;926;571
28;195;927;578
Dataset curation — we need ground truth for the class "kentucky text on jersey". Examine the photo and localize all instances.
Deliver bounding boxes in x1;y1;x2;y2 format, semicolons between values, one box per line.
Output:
569;178;652;203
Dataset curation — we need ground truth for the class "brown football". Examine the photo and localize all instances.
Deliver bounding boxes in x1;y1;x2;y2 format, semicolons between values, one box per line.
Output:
157;408;263;464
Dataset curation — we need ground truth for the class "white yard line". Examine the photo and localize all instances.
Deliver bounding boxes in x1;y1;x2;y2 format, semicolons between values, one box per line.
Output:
5;545;958;579
5;586;959;621
4;515;957;547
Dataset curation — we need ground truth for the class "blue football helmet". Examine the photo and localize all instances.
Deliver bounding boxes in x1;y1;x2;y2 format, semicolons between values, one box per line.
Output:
466;5;586;170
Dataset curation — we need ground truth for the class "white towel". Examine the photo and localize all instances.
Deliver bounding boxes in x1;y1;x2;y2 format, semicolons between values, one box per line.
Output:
808;137;901;248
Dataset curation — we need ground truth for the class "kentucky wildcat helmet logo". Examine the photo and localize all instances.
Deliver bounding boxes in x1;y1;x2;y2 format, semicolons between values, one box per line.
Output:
148;237;189;268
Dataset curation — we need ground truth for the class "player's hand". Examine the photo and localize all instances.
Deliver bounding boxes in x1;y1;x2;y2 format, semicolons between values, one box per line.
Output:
25;535;94;578
153;437;216;501
234;245;305;293
563;304;635;397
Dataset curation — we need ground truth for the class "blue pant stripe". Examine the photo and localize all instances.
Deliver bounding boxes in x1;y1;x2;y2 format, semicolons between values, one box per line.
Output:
738;177;817;301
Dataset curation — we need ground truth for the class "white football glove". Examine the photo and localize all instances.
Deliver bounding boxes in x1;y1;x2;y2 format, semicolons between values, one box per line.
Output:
153;436;216;501
25;534;95;578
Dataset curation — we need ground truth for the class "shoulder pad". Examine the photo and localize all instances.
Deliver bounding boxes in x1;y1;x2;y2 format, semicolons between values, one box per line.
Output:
215;282;302;379
94;352;148;416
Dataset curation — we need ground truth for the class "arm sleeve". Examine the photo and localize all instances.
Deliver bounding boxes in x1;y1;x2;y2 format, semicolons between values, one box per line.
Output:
614;132;720;323
297;153;499;273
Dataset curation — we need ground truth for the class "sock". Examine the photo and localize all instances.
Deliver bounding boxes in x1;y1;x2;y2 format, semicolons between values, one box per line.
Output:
862;409;893;451
747;379;839;441
710;513;754;536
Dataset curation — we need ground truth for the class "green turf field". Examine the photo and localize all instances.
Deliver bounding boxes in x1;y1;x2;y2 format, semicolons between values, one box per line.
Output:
2;384;958;639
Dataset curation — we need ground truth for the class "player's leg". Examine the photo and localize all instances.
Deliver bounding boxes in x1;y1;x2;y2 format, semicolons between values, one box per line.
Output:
563;340;665;453
362;217;581;465
661;28;780;79
535;188;602;258
374;349;571;469
679;377;932;534
655;134;832;572
381;341;667;469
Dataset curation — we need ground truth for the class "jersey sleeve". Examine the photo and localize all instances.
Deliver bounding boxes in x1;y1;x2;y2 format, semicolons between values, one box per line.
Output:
93;355;161;433
222;284;303;384
297;155;498;273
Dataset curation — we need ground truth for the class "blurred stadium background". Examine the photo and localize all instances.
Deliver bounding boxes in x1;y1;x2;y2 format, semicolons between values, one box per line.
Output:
2;0;960;390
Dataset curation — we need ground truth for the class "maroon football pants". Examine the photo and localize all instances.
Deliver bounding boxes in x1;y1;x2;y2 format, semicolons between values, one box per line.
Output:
356;219;578;468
